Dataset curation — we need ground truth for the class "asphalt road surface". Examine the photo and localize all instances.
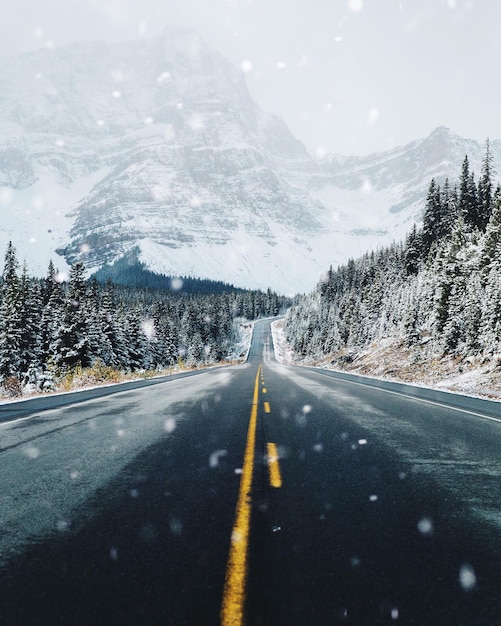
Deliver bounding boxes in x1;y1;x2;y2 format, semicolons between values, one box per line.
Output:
0;319;500;625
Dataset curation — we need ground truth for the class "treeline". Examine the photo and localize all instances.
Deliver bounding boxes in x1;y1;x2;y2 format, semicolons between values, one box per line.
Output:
93;254;248;295
284;140;501;363
0;244;287;393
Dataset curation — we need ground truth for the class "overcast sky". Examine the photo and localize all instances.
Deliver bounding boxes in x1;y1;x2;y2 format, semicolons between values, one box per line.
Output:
2;0;500;156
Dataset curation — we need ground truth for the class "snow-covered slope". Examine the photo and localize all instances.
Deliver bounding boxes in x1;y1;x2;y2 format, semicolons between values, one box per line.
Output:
310;126;501;250
1;30;500;294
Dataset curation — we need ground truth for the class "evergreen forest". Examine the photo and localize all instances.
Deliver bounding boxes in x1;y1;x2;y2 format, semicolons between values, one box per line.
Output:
284;140;501;369
0;245;287;396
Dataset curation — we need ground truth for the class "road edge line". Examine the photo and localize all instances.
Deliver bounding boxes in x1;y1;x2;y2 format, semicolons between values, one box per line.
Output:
308;368;501;424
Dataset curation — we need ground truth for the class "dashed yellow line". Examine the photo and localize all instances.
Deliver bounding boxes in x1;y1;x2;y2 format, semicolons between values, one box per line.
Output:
262;388;267;394
266;443;283;488
220;365;261;626
263;401;271;413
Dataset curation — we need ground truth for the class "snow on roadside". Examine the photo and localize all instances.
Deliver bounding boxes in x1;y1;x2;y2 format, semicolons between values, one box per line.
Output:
228;319;254;363
271;319;501;403
271;319;291;364
0;321;254;406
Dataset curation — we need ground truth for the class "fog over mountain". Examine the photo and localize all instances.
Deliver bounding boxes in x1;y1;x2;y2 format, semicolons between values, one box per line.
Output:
1;28;500;294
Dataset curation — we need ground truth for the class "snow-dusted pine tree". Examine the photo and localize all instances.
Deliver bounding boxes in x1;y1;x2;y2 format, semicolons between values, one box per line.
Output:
0;242;22;382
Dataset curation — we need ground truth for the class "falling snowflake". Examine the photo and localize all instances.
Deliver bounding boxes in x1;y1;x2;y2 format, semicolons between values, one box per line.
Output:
141;318;156;340
164;417;176;433
157;71;171;85
348;0;364;12
367;107;379;126
459;564;477;591
417;517;434;536
170;277;183;291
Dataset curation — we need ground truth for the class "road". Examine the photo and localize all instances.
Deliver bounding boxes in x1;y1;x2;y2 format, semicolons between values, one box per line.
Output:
0;319;500;625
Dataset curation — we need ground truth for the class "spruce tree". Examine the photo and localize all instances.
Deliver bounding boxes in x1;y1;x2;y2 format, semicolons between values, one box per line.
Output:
422;179;443;255
459;156;480;228
18;263;42;375
41;265;65;366
0;242;22;381
480;265;501;353
477;138;495;231
55;262;91;369
404;224;423;274
479;194;501;284
440;178;458;236
464;273;483;353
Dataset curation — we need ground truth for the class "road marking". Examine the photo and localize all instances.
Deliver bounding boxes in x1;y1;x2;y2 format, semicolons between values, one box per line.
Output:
221;365;261;626
266;442;282;488
262;388;267;394
264;401;271;413
0;414;39;428
310;369;501;425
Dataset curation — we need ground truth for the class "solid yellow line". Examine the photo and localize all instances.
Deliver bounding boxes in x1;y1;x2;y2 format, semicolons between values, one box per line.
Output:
266;443;283;488
220;365;261;626
264;401;271;413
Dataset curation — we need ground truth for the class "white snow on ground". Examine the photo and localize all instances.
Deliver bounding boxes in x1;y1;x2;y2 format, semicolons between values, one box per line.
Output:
271;319;293;365
231;320;254;362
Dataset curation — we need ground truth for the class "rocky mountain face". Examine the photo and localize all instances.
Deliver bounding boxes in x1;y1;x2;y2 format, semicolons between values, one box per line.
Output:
0;30;500;294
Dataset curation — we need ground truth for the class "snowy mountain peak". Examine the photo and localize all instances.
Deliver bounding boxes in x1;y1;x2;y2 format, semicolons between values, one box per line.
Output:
0;30;500;294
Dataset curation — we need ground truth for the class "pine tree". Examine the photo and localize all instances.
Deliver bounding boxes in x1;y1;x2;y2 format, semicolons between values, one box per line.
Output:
55;262;91;369
18;263;42;375
85;277;113;366
477;138;495;231
101;279;124;366
41;260;56;306
41;265;65;366
124;306;149;370
480;194;501;281
463;273;483;353
442;270;466;353
433;220;466;334
0;242;22;381
459;156;480;228
422;179;443;254
404;224;423;274
440;178;459;236
480;265;501;353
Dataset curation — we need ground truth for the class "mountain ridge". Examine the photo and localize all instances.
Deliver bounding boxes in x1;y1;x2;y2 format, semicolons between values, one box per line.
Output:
0;31;500;294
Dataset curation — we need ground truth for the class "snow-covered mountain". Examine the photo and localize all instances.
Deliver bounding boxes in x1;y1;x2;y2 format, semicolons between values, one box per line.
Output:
312;125;501;236
1;30;500;294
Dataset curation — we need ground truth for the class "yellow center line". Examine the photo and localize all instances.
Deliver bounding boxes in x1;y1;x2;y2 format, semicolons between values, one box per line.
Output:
266;442;283;488
220;365;261;626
